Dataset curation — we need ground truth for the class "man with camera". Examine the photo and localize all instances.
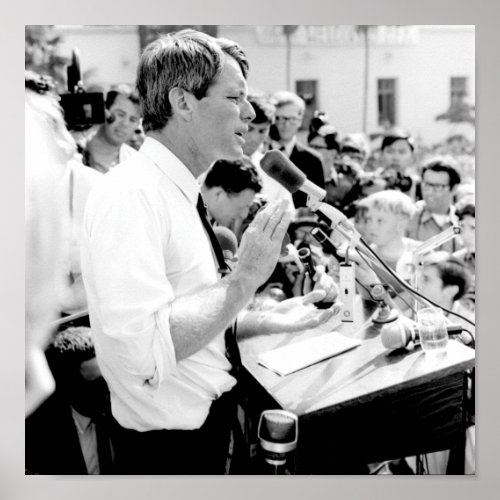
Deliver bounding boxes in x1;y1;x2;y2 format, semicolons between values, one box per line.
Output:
82;85;140;173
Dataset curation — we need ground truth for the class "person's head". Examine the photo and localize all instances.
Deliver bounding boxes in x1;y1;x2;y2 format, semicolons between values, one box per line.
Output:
308;124;340;177
353;199;371;241
380;131;415;173
25;87;74;417
45;327;109;418
136;30;254;170
202;156;262;227
242;92;276;156
420;252;470;308
421;156;461;213
456;197;475;252
272;90;305;143
102;85;141;147
339;133;369;165
363;189;416;248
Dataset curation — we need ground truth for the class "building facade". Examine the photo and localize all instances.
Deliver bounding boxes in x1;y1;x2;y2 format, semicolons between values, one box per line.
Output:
56;25;475;145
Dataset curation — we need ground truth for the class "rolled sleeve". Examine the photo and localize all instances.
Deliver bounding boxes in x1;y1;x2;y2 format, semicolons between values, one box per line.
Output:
82;177;177;386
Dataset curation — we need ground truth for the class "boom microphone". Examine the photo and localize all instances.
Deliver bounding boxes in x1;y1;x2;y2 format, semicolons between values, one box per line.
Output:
261;150;326;201
381;317;470;349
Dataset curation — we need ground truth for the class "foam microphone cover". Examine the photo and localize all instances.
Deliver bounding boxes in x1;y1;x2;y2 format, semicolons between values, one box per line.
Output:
260;411;296;444
260;150;306;193
381;319;411;349
213;226;238;258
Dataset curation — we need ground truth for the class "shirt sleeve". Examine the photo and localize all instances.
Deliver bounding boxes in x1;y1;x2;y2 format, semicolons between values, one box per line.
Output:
83;181;177;389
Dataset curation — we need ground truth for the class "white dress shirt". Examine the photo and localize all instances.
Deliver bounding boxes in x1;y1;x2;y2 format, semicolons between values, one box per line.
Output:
81;137;235;431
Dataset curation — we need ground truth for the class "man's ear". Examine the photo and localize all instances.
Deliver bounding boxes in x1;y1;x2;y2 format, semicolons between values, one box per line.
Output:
168;87;194;121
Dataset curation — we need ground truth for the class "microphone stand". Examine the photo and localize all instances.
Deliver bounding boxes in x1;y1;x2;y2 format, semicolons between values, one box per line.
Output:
410;224;461;317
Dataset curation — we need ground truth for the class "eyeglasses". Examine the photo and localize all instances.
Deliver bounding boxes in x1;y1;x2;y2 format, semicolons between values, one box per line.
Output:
275;116;301;124
422;181;450;192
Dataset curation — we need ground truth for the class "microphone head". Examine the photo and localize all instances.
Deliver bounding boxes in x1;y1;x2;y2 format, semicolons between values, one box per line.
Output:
260;150;306;194
213;226;238;259
381;319;411;350
258;410;298;465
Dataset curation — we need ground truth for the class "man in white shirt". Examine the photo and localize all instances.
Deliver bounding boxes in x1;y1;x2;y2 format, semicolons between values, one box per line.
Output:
83;86;140;173
81;29;339;474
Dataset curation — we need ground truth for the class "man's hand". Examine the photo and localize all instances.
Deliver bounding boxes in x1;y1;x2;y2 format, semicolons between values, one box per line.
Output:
244;290;343;335
236;199;291;289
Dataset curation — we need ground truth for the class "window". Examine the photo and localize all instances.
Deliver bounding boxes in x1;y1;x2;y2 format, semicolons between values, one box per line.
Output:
450;77;468;105
377;78;397;127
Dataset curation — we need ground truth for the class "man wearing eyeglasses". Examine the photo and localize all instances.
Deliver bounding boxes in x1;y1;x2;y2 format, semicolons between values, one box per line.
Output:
406;156;463;253
269;91;325;208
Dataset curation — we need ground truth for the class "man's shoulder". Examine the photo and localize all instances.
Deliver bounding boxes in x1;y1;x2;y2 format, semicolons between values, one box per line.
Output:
291;142;323;167
293;141;322;159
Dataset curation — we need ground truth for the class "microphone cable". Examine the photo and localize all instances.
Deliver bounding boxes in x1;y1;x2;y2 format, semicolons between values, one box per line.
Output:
356;237;475;328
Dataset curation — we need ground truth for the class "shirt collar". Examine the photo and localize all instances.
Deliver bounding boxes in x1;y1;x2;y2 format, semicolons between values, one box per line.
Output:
71;406;93;435
419;202;455;224
271;137;296;157
141;136;200;206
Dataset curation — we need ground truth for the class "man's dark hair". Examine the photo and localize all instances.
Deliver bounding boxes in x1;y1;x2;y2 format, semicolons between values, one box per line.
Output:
204;157;262;195
248;92;275;124
45;327;96;386
137;29;249;132
422;156;461;189
381;131;415;152
427;254;470;301
307;125;340;151
105;84;140;109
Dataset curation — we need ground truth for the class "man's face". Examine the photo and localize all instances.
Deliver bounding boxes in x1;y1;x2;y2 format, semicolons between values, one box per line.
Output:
211;188;257;227
381;139;413;171
274;103;303;143
420;265;447;305
421;170;453;212
243;122;270;156
309;136;338;177
365;207;403;247
103;94;141;147
191;55;255;166
459;214;475;252
71;357;109;418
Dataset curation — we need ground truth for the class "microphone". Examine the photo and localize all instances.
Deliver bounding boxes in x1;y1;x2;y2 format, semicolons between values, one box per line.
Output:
311;227;345;264
261;150;326;201
213;226;238;273
297;247;316;279
381;317;469;349
257;409;298;469
260;151;359;246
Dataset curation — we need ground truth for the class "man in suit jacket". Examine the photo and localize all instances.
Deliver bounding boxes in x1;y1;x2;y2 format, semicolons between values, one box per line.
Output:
25;327;114;475
270;91;325;208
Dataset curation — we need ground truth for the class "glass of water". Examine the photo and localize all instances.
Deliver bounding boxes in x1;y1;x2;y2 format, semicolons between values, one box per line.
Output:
416;307;449;356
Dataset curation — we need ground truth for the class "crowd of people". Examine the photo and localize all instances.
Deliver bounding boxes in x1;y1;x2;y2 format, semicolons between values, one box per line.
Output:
25;27;475;475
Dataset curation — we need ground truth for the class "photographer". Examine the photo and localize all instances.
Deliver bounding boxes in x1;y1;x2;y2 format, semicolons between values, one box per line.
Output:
378;131;418;198
81;85;140;173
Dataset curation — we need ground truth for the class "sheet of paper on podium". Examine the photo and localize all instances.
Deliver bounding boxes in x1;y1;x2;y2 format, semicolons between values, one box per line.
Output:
257;332;361;376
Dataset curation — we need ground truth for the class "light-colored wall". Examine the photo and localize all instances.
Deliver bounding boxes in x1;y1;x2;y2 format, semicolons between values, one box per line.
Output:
220;25;475;145
57;25;141;89
55;25;475;145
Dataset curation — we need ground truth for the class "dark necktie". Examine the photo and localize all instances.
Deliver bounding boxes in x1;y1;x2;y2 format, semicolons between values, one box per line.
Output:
94;413;114;474
196;194;242;375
